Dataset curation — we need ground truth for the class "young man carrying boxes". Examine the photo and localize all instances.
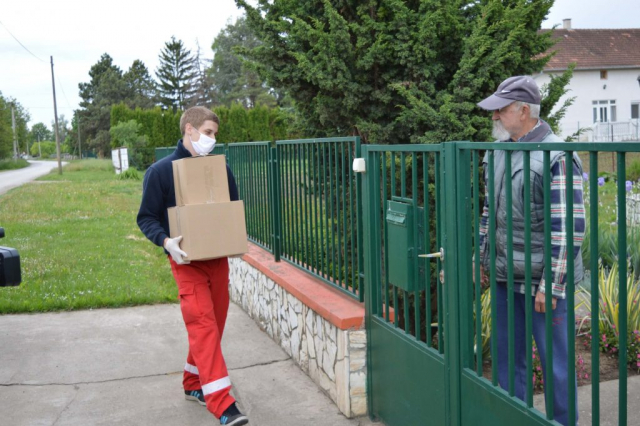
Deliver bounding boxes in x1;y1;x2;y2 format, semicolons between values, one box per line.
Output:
137;106;249;426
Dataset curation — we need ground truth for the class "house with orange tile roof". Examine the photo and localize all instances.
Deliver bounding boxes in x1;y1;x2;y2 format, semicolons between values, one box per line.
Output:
534;19;640;141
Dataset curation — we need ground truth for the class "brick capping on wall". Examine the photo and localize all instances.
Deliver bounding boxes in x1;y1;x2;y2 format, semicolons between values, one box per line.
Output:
239;244;365;330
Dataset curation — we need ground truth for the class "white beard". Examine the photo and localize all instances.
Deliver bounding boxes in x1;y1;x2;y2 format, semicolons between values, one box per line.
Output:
491;120;511;141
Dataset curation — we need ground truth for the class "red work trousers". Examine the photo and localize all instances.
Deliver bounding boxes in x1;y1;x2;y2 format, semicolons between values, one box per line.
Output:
169;256;235;418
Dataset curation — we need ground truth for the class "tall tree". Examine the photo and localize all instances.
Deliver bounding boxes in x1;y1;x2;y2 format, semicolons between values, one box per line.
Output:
187;40;216;108
236;0;558;143
78;53;129;155
209;17;277;108
0;93;30;158
29;122;53;145
124;59;158;109
155;36;198;112
51;114;70;147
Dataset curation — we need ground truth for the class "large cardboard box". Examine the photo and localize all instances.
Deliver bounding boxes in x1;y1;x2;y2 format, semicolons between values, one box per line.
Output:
168;202;248;261
172;155;230;206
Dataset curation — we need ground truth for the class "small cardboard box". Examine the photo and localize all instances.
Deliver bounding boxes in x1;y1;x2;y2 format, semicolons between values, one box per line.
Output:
168;202;248;261
172;155;230;206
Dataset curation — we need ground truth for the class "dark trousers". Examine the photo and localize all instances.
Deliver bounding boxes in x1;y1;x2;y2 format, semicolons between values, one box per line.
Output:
495;283;578;426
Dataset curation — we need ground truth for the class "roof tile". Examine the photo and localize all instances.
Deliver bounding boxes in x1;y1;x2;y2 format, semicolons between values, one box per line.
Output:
541;29;640;70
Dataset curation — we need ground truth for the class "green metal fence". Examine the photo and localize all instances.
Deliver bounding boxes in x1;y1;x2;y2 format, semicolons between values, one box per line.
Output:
362;141;638;426
275;137;363;301
165;137;364;301
226;142;273;252
455;142;639;426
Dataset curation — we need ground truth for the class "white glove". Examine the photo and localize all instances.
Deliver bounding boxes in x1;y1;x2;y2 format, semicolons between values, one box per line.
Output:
165;236;190;264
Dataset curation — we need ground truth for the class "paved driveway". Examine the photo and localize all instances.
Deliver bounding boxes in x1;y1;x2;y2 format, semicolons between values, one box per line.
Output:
0;160;67;196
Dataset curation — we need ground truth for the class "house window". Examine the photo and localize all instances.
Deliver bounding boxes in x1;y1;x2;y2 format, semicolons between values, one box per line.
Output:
600;70;608;79
592;100;617;122
632;102;640;120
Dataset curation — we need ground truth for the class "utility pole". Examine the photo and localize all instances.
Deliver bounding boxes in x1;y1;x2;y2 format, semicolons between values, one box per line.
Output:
50;56;62;175
11;106;18;161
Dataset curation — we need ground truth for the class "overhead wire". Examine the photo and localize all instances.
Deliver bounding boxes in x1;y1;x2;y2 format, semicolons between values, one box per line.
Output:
0;20;47;64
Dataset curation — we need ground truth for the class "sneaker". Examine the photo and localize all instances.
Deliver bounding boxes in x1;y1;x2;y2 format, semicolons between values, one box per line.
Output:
184;389;206;406
220;403;249;425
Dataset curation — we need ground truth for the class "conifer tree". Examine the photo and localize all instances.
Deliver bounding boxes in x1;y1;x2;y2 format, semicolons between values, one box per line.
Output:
236;0;559;143
155;37;198;112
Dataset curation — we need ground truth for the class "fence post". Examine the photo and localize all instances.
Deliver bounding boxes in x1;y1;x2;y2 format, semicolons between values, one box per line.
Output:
269;146;282;262
354;137;365;302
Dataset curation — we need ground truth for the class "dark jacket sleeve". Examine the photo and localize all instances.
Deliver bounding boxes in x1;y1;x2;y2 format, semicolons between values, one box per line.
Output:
227;165;239;201
137;168;169;248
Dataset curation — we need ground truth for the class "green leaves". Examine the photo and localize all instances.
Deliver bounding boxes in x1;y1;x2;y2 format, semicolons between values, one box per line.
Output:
236;0;561;143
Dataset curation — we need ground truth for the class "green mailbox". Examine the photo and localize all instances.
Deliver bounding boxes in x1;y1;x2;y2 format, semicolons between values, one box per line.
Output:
386;200;417;292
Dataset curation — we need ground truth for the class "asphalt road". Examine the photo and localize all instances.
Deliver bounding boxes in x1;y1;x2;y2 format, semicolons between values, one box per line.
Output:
0;160;67;196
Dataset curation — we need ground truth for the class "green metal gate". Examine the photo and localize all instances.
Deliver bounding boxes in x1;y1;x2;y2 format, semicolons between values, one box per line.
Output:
362;142;638;426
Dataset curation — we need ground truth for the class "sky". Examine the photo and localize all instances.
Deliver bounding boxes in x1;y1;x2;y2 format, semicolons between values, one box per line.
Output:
1;0;639;128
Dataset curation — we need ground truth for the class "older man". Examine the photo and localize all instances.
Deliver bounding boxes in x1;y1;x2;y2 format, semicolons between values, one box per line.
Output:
477;76;584;426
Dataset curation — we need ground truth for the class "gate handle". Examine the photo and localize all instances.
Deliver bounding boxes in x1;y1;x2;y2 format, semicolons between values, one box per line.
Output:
418;248;444;261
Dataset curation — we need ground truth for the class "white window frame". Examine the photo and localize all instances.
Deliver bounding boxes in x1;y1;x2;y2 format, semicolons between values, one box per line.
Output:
592;100;617;123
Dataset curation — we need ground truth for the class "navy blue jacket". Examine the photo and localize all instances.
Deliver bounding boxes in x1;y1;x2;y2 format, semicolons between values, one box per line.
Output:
137;140;239;250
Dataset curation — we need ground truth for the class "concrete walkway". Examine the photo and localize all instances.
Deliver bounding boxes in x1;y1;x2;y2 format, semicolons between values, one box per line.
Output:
0;303;382;426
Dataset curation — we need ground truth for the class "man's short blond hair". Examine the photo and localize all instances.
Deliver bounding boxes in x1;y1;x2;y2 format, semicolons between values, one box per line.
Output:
179;106;220;135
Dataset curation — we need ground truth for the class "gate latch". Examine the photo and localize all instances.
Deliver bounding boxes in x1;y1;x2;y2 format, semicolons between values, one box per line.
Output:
419;248;444;261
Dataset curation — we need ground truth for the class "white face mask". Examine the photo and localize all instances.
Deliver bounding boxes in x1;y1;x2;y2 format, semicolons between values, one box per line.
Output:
190;127;216;155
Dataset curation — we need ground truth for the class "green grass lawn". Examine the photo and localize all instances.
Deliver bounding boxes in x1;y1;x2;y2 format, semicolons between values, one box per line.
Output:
0;160;177;313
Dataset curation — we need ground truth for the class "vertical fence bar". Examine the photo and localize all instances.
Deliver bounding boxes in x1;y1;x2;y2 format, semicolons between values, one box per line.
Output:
473;150;482;375
270;147;282;261
329;144;337;283
617;152;628;426
311;142;323;276
283;145;290;259
342;143;349;291
413;153;420;340
543;150;555;420
391;152;399;328
295;145;302;265
436;150;444;354
304;144;311;270
322;144;329;280
424;152;433;347
356;138;364;301
383;153;390;322
565;150;576;426
523;151;533;407
589;152;600;426
264;146;270;245
301;144;308;267
401;152;407;198
488;151;498;383
349;142;357;295
505;151;515;396
335;143;343;288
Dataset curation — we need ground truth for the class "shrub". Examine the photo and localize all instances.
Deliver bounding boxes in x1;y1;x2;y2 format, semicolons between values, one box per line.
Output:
0;158;29;171
578;263;640;371
117;168;141;181
628;160;640;182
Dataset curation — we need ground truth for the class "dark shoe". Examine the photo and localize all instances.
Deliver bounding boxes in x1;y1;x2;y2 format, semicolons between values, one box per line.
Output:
220;403;249;425
184;389;206;406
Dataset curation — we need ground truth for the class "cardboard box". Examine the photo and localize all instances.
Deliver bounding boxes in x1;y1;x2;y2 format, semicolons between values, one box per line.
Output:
168;201;248;261
172;155;230;206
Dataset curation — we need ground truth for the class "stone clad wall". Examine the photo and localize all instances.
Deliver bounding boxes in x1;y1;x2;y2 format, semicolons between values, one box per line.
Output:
228;257;367;417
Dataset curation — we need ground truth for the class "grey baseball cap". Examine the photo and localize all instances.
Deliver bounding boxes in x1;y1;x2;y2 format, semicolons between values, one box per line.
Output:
477;76;541;110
